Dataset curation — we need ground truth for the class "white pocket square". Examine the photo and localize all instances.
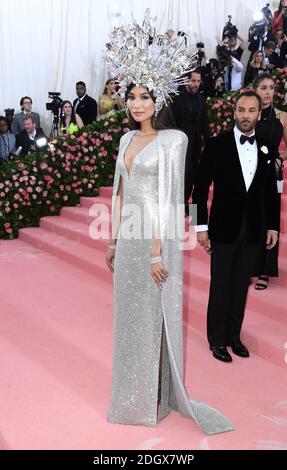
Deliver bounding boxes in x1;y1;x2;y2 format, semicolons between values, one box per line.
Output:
267;160;271;164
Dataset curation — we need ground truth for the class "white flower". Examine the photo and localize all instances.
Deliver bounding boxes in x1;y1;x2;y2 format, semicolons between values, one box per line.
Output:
260;146;269;155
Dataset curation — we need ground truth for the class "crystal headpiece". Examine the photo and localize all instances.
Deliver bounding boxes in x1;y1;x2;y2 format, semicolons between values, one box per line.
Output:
104;9;198;114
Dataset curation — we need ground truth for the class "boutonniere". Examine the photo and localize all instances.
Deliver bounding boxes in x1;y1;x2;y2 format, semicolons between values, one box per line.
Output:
260;146;269;155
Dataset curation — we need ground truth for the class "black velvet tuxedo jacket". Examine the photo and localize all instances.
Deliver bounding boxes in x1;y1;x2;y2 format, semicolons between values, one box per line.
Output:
192;129;279;243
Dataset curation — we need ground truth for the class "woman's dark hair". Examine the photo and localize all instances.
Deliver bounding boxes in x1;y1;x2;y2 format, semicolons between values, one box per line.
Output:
124;83;177;131
103;79;115;95
279;0;285;12
60;100;77;128
253;73;275;90
235;90;262;109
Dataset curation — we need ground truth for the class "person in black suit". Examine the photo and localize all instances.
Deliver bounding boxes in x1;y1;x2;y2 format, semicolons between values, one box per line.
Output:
192;91;279;363
15;115;47;156
73;81;98;125
170;69;210;216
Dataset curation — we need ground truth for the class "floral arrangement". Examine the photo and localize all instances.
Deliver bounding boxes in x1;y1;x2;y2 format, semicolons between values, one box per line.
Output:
0;112;129;239
272;68;287;112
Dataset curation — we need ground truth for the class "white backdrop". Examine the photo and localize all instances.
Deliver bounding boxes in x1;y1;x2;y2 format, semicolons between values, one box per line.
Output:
0;0;278;131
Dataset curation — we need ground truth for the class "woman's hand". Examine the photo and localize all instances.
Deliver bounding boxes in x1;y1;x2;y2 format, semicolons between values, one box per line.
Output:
105;248;115;273
151;262;169;290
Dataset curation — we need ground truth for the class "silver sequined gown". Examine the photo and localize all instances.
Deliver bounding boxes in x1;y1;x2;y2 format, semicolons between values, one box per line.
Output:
107;130;234;435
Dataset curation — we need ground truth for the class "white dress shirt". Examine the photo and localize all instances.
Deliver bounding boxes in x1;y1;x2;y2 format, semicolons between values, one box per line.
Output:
195;126;258;233
224;56;244;91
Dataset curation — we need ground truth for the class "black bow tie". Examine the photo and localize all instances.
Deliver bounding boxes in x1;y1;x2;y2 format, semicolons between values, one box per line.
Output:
240;134;256;145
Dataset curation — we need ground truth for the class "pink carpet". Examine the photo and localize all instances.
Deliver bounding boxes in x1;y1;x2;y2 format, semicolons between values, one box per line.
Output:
0;179;286;450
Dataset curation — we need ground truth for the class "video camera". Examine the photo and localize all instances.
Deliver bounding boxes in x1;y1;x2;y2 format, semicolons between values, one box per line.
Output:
249;4;271;41
46;92;62;116
222;15;238;41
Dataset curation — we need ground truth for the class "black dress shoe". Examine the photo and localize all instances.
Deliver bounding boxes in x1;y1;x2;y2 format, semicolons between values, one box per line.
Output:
209;346;232;363
230;341;250;358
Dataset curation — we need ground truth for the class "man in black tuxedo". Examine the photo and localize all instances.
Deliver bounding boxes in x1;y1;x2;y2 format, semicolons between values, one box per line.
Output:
15;115;47;156
171;69;210;216
73;81;98;126
192;91;279;363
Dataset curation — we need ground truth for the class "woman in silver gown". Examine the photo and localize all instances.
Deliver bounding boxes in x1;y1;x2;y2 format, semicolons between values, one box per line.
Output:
105;84;234;435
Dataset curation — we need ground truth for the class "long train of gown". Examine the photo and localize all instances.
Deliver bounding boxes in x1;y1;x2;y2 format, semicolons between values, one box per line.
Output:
107;130;234;435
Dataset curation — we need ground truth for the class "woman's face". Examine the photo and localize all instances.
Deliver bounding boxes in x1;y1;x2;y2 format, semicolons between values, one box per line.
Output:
255;79;275;106
63;103;72;115
215;77;224;89
275;30;284;42
107;81;116;94
281;0;287;9
255;52;263;64
127;85;155;124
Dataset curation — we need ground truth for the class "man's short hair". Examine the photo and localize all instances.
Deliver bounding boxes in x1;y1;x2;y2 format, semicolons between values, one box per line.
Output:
265;41;276;50
189;68;201;79
235;90;262;109
76;81;86;87
0;116;8;124
20;96;32;107
23;114;36;124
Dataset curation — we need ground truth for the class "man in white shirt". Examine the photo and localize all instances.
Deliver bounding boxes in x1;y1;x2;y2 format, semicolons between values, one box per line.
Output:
192;91;278;363
223;55;244;91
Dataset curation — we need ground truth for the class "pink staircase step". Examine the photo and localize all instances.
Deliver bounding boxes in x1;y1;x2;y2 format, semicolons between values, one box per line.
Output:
80;196;112;210
184;255;287;326
99;186;113;198
60;206;111;227
19;227;111;282
40;216;110;251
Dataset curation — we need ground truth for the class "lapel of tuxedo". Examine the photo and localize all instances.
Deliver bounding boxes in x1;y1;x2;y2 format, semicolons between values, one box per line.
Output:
227;130;247;192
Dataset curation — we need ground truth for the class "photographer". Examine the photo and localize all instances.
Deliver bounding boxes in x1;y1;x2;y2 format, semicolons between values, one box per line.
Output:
264;41;281;69
226;34;245;61
274;27;287;62
203;58;220;97
15;115;47;156
222;16;245;61
272;0;287;35
217;46;243;91
0;116;15;163
248;21;273;55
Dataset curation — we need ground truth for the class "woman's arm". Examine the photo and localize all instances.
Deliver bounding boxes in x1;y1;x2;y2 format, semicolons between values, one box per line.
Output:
99;96;106;116
76;114;84;129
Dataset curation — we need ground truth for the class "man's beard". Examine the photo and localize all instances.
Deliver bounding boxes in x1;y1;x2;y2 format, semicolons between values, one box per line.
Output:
236;119;257;134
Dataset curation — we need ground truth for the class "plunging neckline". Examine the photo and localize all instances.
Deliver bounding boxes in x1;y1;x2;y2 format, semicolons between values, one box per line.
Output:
123;131;159;179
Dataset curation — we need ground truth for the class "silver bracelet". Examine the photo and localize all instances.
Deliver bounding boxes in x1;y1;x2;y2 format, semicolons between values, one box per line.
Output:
108;244;117;251
151;256;162;264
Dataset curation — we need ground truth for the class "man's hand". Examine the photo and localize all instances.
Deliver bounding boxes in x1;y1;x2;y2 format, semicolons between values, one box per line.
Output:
197;231;210;247
266;230;278;250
